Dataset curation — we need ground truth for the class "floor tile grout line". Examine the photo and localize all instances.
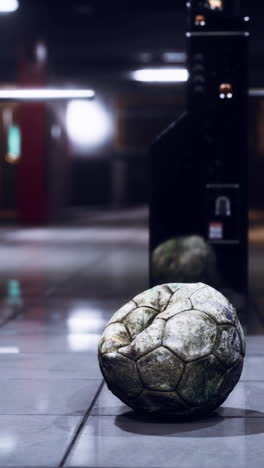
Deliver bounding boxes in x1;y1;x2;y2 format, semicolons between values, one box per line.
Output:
0;304;27;330
59;379;105;467
44;251;106;297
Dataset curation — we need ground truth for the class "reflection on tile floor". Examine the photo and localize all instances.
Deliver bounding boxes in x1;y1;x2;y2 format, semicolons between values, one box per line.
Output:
0;208;263;467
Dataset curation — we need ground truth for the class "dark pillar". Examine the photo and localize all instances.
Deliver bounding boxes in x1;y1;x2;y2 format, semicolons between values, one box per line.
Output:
17;41;47;224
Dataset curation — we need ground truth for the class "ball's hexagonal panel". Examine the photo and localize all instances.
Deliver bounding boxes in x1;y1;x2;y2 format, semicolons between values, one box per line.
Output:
214;326;241;367
157;298;192;320
131;389;188;415
133;284;174;311
100;352;142;399
123;307;159;339
237;321;246;355
191;285;237;325
137;346;184;391
107;301;137;326
178;355;226;406
118;319;165;361
163;310;217;361
99;322;130;355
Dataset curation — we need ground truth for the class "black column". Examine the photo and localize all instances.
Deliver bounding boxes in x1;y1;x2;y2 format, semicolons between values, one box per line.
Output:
150;0;249;309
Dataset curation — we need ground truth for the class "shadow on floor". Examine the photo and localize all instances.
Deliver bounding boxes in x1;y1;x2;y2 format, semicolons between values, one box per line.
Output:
115;408;264;437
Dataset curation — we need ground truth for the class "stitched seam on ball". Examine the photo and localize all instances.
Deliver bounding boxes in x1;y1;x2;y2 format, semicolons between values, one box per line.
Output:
156;307;192;321
122;319;166;360
123;309;165;344
189;304;226;326
165;284;206;311
189;284;207;298
212;351;234;369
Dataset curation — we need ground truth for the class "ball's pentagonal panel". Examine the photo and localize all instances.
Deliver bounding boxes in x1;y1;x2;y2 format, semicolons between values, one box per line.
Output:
137;346;184;391
119;319;165;361
107;301;137;326
178;355;226;406
100;352;142;399
237;321;246;356
191;285;237;325
157;298;192;320
131;389;188;415
123;307;159;339
163;310;217;361
98;322;130;355
214;326;241;367
98;282;245;417
133;284;175;311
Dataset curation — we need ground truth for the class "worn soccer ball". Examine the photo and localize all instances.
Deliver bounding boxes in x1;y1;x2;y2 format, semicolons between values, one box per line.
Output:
98;283;245;418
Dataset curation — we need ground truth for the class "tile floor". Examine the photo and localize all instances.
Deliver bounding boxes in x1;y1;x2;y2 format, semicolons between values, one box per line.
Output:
0;207;263;467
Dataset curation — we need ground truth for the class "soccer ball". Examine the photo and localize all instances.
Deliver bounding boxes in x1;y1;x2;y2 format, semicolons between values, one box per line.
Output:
98;283;245;417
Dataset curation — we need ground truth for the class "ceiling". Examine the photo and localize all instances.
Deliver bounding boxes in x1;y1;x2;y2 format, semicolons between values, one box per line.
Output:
0;1;263;86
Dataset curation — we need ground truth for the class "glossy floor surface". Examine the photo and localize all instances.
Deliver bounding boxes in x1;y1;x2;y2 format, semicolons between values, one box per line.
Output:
0;207;263;468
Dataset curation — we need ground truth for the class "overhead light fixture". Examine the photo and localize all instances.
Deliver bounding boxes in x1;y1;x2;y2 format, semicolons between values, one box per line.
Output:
0;89;95;101
131;68;189;83
0;0;19;13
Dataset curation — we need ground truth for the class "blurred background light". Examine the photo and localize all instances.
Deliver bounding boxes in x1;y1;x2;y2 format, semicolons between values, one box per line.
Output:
2;107;13;127
0;435;16;454
208;0;222;9
66;99;113;148
0;89;95;100
67;333;101;352
162;51;187;63
51;124;62;139
6;124;21;163
0;0;18;13
130;68;189;83
67;307;105;333
0;347;19;354
36;42;47;63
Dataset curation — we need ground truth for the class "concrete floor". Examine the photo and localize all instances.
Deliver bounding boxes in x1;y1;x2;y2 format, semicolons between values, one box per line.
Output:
0;207;263;467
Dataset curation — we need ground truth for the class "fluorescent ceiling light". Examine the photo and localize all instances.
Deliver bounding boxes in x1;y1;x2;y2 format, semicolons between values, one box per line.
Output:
0;0;18;13
0;89;95;101
131;68;189;83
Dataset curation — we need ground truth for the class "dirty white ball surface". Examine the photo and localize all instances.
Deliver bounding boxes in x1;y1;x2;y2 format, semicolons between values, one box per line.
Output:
98;283;245;417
